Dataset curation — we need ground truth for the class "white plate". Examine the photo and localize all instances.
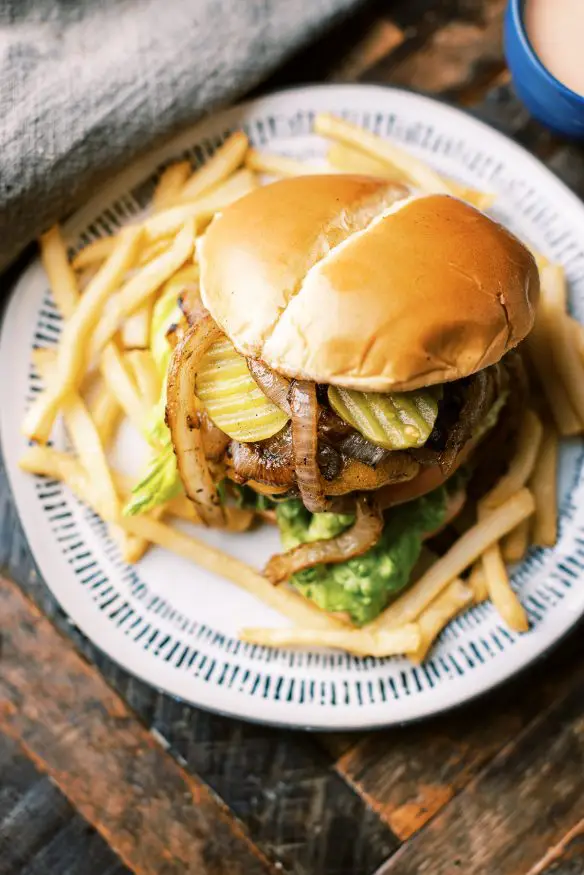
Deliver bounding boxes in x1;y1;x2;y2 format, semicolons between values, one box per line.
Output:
3;84;584;730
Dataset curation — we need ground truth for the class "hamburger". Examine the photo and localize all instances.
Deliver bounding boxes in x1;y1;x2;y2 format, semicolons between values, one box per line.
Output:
162;175;539;625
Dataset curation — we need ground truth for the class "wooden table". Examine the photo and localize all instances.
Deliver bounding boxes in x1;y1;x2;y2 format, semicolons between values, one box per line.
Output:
1;2;584;873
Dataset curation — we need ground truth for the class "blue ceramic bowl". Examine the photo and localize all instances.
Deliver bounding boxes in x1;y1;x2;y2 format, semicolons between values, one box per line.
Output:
505;0;584;139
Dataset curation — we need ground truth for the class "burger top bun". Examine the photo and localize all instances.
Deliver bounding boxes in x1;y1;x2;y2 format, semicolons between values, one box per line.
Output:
198;175;539;392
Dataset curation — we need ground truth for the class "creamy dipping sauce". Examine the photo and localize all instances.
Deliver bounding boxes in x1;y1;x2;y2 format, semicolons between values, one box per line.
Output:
525;0;584;97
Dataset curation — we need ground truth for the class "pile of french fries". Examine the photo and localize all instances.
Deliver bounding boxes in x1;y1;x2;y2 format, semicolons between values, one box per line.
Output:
19;113;580;662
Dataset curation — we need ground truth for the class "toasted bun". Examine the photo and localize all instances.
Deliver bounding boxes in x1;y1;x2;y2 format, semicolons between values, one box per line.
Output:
198;175;539;391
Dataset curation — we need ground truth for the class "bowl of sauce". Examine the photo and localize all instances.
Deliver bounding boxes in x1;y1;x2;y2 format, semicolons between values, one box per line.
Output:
505;0;584;138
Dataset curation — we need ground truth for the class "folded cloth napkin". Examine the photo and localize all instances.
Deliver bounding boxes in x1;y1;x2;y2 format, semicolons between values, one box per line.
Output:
0;0;363;273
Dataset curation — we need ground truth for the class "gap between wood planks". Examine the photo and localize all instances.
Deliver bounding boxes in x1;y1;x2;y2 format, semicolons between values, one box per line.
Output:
370;664;584;874
0;576;276;875
320;631;584;842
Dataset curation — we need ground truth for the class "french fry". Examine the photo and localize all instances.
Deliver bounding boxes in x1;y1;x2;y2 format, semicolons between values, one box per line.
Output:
568;314;584;364
89;221;196;357
525;320;581;436
39;226;79;318
20;445;92;502
141;170;257;242
115;529;152;564
328;142;408;180
326;142;495;209
530;248;549;274
121;515;349;630
245;148;325;177
224;507;256;532
125;349;161;407
468;563;489;604
482;409;543;509
71;170;256;273
541;261;568;310
23;227;143;444
100;344;150;436
409;579;473;663
501;517;530;563
166;498;255;533
370;489;535;631
31;346;57;370
19;446;147;563
31;337;120;450
71;236;117;271
315;113;451;194
456;187;496;211
121;303;152;349
481;545;529;631
541;264;584;425
32;356;120;523
530;426;559;547
480;515;529;632
136;238;172;267
165;493;201;523
239;624;420;657
89;383;120;448
177;131;249;204
77;264;100;291
152;160;192;211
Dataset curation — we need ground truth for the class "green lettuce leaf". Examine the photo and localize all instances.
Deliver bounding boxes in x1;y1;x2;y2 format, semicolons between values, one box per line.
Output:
275;488;447;626
124;444;182;516
150;284;183;374
124;284;183;515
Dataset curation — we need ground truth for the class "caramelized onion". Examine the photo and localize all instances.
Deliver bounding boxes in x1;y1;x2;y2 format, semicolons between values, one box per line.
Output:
200;411;230;461
264;495;384;585
166;315;225;526
325;454;420;495
229;440;295;487
290;380;328;512
247;359;292;415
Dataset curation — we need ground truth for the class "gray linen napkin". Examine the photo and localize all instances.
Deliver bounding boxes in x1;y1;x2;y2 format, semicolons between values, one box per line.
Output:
0;0;363;272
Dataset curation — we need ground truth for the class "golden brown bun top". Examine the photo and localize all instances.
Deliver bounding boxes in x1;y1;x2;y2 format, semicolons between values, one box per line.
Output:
198;175;539;392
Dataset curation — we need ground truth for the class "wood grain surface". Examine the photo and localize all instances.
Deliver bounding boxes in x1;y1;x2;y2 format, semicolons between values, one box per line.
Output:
2;1;584;874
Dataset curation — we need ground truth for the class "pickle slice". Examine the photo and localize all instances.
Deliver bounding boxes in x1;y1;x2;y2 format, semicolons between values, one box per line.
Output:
197;338;289;442
328;385;438;450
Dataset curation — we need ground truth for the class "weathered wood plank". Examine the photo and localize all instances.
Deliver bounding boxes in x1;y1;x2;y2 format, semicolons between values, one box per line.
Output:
333;632;583;841
328;19;404;82
0;576;276;875
525;819;584;875
0;733;130;875
138;688;398;875
364;0;507;99
374;664;584;874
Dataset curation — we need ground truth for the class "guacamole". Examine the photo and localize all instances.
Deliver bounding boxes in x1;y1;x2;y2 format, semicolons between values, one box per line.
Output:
275;487;447;626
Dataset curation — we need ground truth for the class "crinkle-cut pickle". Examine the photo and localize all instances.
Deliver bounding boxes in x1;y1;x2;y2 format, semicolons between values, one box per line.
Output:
196;339;289;441
328;385;438;450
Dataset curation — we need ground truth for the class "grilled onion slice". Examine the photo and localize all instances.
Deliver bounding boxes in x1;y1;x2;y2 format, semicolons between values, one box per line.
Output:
264;495;384;584
247;359;292;416
290;380;328;513
166;315;225;526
